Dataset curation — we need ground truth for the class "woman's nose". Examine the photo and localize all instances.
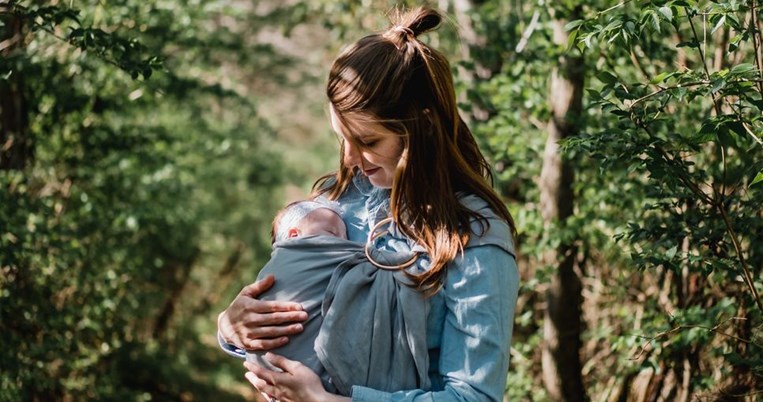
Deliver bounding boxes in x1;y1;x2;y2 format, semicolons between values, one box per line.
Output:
343;141;360;168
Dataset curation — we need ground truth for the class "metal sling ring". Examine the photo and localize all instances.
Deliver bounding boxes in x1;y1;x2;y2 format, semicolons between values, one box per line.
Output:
364;217;420;271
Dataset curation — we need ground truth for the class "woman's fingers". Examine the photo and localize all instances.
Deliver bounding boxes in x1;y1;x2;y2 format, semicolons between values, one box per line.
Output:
254;300;306;314
239;275;275;298
244;356;332;402
245;362;282;398
245;309;308;326
244;370;275;399
238;277;306;314
263;353;302;374
243;336;289;351
246;322;303;339
239;321;304;350
218;277;308;350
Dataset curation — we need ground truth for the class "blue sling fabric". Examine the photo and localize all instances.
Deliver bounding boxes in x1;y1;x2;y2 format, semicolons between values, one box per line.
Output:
315;242;429;396
248;235;429;396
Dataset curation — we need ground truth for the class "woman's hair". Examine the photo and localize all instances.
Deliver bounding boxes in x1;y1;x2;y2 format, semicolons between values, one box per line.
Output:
313;6;516;295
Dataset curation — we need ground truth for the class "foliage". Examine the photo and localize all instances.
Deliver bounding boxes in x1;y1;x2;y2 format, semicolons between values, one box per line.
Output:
0;0;306;400
456;1;763;399
567;0;763;393
454;0;763;399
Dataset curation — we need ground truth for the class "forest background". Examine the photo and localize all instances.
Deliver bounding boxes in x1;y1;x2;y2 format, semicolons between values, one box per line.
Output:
2;0;762;401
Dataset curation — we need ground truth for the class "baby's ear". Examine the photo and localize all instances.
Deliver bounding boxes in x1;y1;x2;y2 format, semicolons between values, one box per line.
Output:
288;228;300;238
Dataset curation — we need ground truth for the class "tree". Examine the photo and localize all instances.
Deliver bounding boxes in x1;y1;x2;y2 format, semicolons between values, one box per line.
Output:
567;0;763;398
0;1;305;400
0;2;31;170
459;0;762;399
539;4;587;401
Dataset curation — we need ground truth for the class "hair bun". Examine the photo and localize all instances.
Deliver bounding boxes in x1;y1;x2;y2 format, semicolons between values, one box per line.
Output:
408;8;442;37
389;7;442;39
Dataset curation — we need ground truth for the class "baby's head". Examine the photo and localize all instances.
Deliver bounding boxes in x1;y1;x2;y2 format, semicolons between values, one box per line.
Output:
271;200;347;244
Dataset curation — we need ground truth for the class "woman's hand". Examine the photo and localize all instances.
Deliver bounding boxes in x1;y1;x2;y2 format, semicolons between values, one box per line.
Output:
218;275;308;351
244;354;350;402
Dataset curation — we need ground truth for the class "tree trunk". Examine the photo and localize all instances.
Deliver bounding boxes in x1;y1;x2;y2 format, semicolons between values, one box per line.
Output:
539;7;587;402
152;251;199;340
451;0;502;123
0;8;32;170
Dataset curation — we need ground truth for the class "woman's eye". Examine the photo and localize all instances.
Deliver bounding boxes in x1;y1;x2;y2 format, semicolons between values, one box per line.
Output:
362;140;378;147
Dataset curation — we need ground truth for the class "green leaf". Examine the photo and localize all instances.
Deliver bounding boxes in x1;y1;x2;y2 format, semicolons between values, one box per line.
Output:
584;33;594;49
625;21;636;34
666;245;678;259
710;78;726;94
716;126;736;147
731;63;756;74
727;121;746;137
711;15;725;35
692;123;716;144
751;171;763;186
651;72;674;84
564;20;584;32
649;11;661;33
566;29;579;51
658;6;674;20
726;13;741;30
597;71;618;85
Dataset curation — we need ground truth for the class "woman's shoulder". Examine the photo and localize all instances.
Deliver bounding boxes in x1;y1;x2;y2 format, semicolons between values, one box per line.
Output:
458;193;516;257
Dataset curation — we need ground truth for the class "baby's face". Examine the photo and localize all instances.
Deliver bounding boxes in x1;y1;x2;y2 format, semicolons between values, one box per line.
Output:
296;208;347;239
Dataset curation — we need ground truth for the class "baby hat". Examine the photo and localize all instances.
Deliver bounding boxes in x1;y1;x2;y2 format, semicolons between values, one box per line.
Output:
274;200;343;243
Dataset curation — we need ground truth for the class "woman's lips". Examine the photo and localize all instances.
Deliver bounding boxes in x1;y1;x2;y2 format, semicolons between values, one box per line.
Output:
363;167;381;176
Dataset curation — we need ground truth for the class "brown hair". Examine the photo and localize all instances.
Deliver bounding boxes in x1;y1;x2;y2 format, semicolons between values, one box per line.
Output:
313;7;516;295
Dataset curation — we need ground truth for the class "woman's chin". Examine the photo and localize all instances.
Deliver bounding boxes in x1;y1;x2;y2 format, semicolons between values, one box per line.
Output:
368;176;393;189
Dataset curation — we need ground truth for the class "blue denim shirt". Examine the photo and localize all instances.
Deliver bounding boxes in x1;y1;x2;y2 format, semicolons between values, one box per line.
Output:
220;175;520;402
330;175;519;402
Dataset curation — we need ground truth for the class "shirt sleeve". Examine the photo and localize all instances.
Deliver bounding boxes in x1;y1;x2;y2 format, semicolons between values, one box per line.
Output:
350;245;520;402
217;331;246;359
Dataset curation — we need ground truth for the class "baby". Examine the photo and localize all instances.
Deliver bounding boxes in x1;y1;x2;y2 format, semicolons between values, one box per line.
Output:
270;200;347;243
249;200;350;388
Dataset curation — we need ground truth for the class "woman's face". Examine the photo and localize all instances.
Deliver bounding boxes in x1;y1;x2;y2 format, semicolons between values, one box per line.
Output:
330;107;403;189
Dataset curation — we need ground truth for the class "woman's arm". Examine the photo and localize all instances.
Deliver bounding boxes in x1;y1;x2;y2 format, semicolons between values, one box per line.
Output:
351;245;520;402
218;275;309;355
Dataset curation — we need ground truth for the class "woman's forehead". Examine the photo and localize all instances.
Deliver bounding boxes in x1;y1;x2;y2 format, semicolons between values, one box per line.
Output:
330;109;396;138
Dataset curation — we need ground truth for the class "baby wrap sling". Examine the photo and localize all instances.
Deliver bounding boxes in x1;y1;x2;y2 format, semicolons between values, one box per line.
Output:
249;230;430;396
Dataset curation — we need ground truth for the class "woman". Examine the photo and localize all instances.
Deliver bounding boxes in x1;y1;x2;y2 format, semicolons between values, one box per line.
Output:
217;7;520;402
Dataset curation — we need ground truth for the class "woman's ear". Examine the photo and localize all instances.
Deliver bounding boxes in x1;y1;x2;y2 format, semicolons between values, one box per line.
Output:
288;228;300;238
